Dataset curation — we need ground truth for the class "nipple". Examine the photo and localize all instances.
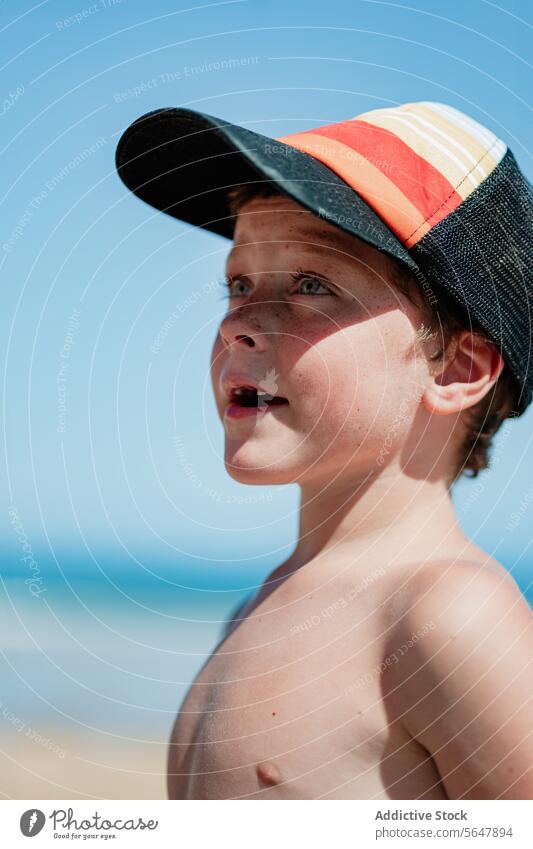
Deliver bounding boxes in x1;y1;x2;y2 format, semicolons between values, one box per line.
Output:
256;760;282;786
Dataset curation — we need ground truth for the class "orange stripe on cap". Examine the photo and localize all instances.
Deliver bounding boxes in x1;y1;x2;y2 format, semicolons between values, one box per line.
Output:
275;130;425;244
277;119;464;247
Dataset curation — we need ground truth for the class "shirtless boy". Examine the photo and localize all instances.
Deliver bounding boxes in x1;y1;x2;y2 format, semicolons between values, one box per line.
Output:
116;100;533;799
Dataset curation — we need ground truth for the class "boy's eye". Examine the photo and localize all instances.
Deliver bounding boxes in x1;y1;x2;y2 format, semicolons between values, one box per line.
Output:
218;275;250;299
291;272;332;296
218;271;334;300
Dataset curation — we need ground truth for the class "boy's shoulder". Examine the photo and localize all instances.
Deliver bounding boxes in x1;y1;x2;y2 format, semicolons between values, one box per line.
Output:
400;554;525;620
389;555;532;682
397;555;530;641
384;557;533;799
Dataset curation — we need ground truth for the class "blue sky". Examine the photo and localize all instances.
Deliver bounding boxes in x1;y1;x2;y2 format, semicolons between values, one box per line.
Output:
1;0;532;598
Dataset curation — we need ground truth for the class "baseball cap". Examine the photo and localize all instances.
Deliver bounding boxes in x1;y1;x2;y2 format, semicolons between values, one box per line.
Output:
115;100;533;414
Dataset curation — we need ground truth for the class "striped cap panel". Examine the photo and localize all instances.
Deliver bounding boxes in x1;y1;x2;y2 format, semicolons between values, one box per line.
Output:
276;101;507;248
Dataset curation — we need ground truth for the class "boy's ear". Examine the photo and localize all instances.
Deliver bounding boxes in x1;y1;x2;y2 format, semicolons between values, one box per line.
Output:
422;330;505;416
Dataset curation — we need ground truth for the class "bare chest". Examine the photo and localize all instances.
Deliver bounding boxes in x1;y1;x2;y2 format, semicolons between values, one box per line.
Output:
167;577;446;799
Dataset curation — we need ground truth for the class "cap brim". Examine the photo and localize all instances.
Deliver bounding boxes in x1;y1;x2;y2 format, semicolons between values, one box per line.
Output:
115;107;419;272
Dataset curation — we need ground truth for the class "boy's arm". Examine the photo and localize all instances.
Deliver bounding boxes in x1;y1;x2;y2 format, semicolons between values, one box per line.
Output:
386;564;533;800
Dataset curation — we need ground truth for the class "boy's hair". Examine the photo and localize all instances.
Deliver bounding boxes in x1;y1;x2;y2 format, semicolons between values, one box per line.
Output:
227;184;519;487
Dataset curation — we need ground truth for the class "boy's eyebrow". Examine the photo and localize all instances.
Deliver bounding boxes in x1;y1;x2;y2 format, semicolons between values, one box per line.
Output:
231;224;359;249
226;230;370;268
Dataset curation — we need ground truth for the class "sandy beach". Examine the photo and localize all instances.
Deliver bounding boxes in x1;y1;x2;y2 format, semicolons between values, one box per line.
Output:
0;727;167;799
0;577;235;799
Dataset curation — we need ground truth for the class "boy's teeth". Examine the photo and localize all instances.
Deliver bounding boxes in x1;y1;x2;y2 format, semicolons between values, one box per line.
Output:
231;386;288;406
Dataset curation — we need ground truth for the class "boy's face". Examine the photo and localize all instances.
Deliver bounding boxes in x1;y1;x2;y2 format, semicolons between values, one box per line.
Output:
210;194;429;486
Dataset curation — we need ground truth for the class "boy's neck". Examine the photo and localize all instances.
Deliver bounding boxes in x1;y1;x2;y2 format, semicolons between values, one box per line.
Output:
288;467;462;573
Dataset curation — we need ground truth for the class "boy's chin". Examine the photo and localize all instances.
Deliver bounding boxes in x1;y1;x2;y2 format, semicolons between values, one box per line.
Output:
223;454;297;486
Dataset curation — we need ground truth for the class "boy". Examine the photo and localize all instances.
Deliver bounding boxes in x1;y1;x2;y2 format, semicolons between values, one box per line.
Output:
116;100;533;799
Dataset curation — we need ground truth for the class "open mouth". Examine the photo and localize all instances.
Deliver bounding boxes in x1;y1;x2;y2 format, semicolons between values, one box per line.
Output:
230;387;289;408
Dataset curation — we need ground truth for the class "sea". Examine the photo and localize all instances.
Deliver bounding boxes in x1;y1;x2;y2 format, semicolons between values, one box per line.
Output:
1;550;531;740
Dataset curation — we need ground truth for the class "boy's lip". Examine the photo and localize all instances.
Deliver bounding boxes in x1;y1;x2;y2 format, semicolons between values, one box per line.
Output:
221;373;262;398
221;372;290;418
224;400;289;419
221;372;288;403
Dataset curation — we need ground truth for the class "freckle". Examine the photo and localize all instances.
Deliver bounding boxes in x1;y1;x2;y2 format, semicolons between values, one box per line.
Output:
257;760;282;786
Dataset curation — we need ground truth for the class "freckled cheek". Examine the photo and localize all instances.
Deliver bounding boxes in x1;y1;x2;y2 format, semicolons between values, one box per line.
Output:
286;330;386;408
287;326;413;433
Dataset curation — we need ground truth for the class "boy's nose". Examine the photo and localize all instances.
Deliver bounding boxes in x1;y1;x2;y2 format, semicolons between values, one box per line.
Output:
219;305;272;351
